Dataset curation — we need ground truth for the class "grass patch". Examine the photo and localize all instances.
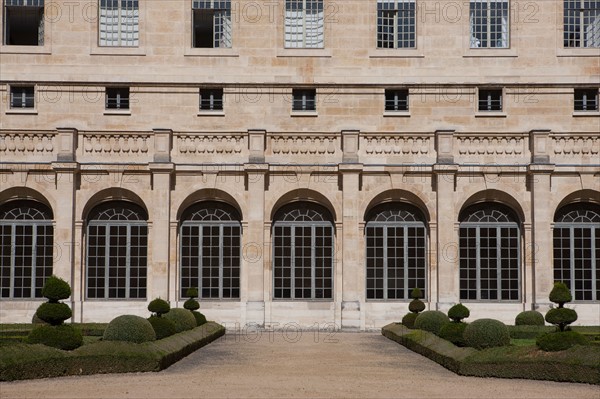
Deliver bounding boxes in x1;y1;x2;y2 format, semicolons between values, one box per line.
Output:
510;338;536;347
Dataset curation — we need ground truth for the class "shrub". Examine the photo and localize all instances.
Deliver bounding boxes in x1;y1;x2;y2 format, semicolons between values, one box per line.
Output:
549;282;572;307
402;312;418;329
438;322;468;346
184;298;200;311
463;319;510;350
191;311;207;326
36;303;72;326
31;313;47;325
164;309;197;332
447;304;470;323
536;331;589;352
103;315;156;343
41;276;71;303
148;298;170;317
515;310;545;326
147;316;177;339
408;299;426;313
414;311;449;335
545;308;578;332
25;324;83;351
186;287;199;298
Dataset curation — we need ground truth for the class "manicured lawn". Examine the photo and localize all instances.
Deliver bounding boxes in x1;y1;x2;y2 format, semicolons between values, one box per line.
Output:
510;338;536;347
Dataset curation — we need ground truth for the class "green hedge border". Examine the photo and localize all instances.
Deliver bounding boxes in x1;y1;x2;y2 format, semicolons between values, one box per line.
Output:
382;323;600;385
0;322;225;381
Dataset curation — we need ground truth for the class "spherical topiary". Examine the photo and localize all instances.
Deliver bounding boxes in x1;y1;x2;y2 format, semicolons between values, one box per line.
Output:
41;275;71;303
191;311;207;326
549;282;572;307
103;315;156;343
536;331;589;352
26;324;83;350
414;311;449;335
439;322;468;346
186;287;199;298
35;302;72;326
408;299;426;313
147;316;177;339
402;312;418;329
148;298;170;317
448;304;470;323
463;319;510;350
515;310;545;326
164;308;197;332
184;298;200;311
545;308;578;332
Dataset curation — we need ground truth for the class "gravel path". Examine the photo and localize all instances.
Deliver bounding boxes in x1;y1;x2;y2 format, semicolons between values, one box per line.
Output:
1;332;597;399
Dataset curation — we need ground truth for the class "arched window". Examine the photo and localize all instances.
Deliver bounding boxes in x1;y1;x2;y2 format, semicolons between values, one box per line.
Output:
459;203;521;301
86;201;148;299
0;200;53;299
554;203;600;301
272;202;334;300
365;203;427;300
180;202;241;299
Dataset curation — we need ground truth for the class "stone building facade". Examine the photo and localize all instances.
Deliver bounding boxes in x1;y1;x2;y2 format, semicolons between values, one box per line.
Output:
0;0;598;329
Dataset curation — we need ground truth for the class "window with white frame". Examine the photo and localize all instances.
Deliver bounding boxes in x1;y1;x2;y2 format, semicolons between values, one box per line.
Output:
564;0;600;47
86;202;147;299
192;0;232;48
0;200;53;299
180;202;241;300
366;204;427;300
553;203;600;301
285;0;324;48
273;203;334;300
3;0;44;45
99;0;139;47
459;204;521;301
10;86;35;108
377;0;416;49
574;88;599;111
469;0;509;48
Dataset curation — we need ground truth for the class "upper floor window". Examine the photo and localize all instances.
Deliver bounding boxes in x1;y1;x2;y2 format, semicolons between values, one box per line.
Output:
574;88;599;111
285;0;324;48
99;0;139;47
200;88;224;111
105;87;130;110
10;86;35;108
469;0;509;48
192;1;232;48
385;89;409;111
478;88;503;111
3;0;44;46
564;0;600;47
292;89;316;111
377;0;416;49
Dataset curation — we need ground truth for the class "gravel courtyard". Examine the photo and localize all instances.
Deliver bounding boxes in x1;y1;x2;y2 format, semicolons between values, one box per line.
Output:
1;331;597;399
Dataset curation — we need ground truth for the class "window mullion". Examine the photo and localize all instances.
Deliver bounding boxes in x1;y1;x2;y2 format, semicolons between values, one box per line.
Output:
404;226;410;300
383;226;388;299
10;224;16;299
591;227;597;301
311;224;316;299
291;225;296;299
198;226;204;297
219;224;224;299
570;226;576;298
126;225;131;299
31;224;38;299
496;226;502;301
104;225;110;299
394;5;399;49
476;227;481;300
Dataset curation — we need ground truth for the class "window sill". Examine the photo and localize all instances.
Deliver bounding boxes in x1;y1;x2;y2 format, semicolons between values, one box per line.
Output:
368;49;424;58
475;112;507;118
463;48;518;58
184;48;239;57
197;110;225;117
277;48;332;58
573;111;600;117
383;111;411;117
104;109;131;116
91;46;146;56
556;47;600;57
0;45;51;55
290;110;318;117
6;109;37;115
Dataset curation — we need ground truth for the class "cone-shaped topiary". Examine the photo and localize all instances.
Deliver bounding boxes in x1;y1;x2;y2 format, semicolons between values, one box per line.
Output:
148;298;170;317
191;311;207;326
103;315;156;343
549;282;572;308
463;319;510;349
515;310;545;326
447;303;470;323
41;276;71;303
148;315;177;339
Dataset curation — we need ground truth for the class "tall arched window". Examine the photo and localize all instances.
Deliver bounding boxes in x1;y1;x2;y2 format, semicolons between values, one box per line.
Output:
554;203;600;301
273;202;334;300
180;202;241;299
86;201;148;299
0;200;53;299
366;203;427;300
459;203;521;301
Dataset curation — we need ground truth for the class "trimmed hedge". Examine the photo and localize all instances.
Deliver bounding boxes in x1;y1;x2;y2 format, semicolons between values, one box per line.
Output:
0;322;225;381
164;309;197;332
439;322;468;347
382;323;600;384
536;331;589;352
414;311;449;335
508;325;555;339
464;319;510;350
25;325;83;351
103;315;156;343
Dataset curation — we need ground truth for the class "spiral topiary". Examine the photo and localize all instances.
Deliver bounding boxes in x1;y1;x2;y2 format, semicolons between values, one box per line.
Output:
546;282;578;332
164;308;197;332
402;287;426;329
447;303;470;323
103;315;156;343
515;310;545;326
414;310;449;335
148;298;170;317
439;322;468;347
147;315;177;339
463;319;510;349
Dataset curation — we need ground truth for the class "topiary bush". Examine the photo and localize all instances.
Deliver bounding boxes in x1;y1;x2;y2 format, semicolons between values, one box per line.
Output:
447;303;470;323
164;308;197;332
401;312;418;329
536;331;589;352
41;276;71;303
463;318;510;350
25;324;83;351
147;315;177;339
184;298;200;311
191;311;207;326
148;298;170;317
438;322;468;347
515;310;545;326
402;287;426;328
545;308;578;332
549;282;572;307
414;310;449;335
35;302;72;326
103;315;156;343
